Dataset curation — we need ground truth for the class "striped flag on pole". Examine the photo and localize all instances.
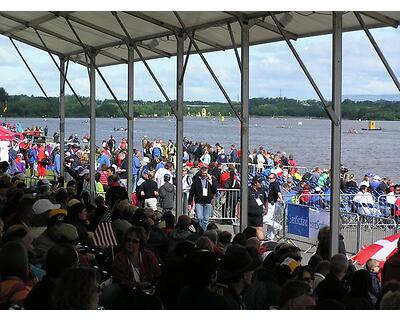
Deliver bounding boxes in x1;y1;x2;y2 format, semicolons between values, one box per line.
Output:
93;210;118;247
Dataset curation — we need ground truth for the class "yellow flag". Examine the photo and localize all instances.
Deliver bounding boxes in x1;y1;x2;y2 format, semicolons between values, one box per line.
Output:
2;102;7;113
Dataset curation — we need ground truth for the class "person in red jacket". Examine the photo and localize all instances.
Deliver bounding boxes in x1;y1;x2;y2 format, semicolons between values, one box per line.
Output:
112;226;161;290
37;144;47;178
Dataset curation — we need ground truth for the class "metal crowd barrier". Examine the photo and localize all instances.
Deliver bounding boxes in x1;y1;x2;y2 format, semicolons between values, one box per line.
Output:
279;196;399;256
210;188;240;224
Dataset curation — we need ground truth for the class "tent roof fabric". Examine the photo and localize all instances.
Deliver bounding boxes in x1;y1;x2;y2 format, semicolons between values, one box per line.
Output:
0;11;399;67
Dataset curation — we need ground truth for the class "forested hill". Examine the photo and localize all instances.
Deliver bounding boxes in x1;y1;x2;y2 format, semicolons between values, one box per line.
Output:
1;90;399;120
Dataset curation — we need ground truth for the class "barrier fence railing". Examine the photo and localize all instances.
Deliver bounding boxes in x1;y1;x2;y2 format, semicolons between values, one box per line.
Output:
210;188;240;224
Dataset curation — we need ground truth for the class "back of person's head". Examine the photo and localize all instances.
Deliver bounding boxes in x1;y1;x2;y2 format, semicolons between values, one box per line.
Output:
218;231;232;245
329;254;348;276
53;267;99;310
45;243;79;278
275;244;302;264
94;195;105;207
195;236;214;252
279;280;316;309
206;223;219;231
184;250;218;287
174;240;195;257
232;232;247;246
307;254;323;273
314;260;331;277
203;229;218;245
242;226;257;240
55;188;69;206
381;291;400;310
2;224;29;243
0;241;29;281
378;280;400;308
162;211;175;229
67;202;85;221
350;269;372;296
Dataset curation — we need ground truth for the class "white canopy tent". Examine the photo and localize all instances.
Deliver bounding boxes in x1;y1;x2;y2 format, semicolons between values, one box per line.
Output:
0;11;399;256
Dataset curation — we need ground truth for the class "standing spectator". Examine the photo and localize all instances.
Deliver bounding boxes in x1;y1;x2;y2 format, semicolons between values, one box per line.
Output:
138;171;159;211
247;176;267;240
182;167;192;215
37;144;47;179
155;162;172;189
28;144;38;177
188;166;217;232
159;174;175;213
229;144;239;163
265;173;283;241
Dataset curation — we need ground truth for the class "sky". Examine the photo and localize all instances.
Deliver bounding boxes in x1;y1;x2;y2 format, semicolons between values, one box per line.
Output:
0;10;399;103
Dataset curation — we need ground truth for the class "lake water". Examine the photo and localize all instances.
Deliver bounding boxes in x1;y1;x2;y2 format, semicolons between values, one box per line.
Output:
7;117;400;183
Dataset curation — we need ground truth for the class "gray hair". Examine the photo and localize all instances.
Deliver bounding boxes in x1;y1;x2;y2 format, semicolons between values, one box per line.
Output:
329;254;348;275
380;291;400;310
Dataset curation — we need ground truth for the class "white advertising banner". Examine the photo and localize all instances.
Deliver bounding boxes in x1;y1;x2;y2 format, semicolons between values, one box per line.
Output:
308;208;330;241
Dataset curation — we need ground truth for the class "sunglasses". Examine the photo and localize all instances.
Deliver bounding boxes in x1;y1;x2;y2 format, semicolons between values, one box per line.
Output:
126;238;140;244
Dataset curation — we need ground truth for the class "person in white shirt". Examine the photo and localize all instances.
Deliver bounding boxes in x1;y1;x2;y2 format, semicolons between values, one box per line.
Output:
182;167;193;215
155;161;173;189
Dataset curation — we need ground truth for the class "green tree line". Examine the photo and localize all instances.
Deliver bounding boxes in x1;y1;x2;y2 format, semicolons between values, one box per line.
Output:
1;88;399;120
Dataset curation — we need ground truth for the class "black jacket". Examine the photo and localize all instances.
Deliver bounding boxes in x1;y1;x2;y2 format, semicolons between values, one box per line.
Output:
315;273;348;303
188;175;217;205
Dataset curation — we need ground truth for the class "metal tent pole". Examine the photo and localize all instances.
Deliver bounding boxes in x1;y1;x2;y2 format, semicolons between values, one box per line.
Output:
240;20;250;231
176;34;184;218
89;52;97;200
127;45;134;196
355;12;400;92
330;12;343;257
59;56;66;178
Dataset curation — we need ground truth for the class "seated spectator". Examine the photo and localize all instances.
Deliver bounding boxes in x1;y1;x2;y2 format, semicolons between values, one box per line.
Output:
341;269;374;309
315;254;349;304
112;226;161;289
178;250;228;309
53;268;100;310
0;241;32;309
212;245;261;309
278;280;316;310
25;243;79;309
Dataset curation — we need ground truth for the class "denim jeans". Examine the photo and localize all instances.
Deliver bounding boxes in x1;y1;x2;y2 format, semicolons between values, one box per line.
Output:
195;203;213;232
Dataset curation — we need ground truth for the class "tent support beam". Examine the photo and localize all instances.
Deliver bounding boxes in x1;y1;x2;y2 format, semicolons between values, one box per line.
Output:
269;12;339;125
355;12;400;92
176;33;184;218
227;23;242;72
59;56;66;178
179;37;192;86
89;52;97;200
127;46;134;196
174;11;241;122
33;29;86;108
112;12;178;118
329;12;343;258
64;18;129;119
9;37;50;101
240;19;250;231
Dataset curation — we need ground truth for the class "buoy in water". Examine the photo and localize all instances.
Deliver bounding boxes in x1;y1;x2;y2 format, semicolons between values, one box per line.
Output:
298;121;302;126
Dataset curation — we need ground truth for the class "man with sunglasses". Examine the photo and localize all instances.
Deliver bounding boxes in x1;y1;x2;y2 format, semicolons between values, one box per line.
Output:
265;173;283;241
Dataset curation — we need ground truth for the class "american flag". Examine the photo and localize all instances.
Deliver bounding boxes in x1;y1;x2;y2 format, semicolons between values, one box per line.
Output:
93;210;118;247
